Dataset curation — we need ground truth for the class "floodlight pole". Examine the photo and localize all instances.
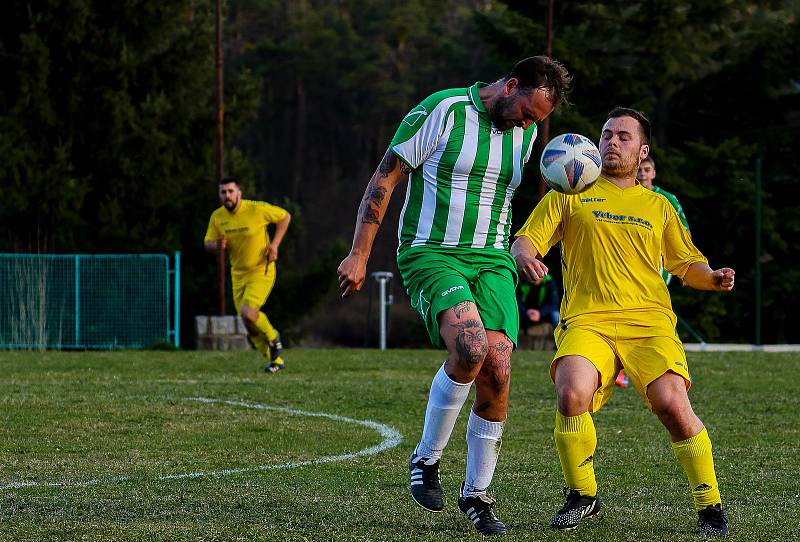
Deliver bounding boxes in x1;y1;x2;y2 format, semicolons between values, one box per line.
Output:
215;0;226;316
539;0;554;199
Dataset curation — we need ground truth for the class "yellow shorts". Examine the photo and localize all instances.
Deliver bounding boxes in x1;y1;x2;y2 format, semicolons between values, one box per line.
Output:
232;263;277;313
550;314;691;412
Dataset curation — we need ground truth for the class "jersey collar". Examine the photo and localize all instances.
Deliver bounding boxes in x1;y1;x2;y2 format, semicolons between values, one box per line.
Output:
597;176;644;195
468;82;489;113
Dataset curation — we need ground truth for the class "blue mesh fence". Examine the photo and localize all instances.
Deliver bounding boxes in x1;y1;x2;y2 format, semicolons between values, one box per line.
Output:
0;254;180;349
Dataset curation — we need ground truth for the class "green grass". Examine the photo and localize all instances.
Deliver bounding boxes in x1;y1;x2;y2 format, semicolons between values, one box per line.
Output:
0;348;798;541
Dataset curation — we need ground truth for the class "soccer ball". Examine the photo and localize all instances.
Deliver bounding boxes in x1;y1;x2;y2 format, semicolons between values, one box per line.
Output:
540;133;602;194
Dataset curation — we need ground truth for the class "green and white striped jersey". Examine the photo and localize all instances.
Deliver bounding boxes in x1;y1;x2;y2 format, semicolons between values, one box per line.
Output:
391;82;539;252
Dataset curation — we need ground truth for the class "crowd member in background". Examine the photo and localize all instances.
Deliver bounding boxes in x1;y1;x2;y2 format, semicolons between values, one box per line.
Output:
338;56;571;535
517;274;561;330
204;178;291;373
512;107;733;536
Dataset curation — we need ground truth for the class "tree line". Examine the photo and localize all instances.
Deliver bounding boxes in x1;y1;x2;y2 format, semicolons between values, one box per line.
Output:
1;0;797;345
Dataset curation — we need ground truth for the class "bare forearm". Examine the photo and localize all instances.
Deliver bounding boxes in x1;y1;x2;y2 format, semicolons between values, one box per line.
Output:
348;153;408;258
338;149;410;297
682;262;715;290
271;213;291;248
682;262;735;292
511;236;538;260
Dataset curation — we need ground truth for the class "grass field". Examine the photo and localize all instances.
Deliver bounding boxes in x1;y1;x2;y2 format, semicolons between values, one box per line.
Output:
1;348;798;541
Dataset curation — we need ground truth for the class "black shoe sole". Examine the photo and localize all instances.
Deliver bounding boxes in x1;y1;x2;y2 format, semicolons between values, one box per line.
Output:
409;492;444;513
551;509;601;531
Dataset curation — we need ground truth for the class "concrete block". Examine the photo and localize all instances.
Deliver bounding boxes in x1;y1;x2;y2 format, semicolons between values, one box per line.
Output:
235;316;249;335
228;335;251;350
195;315;210;336
210;316;236;335
196;335;215;350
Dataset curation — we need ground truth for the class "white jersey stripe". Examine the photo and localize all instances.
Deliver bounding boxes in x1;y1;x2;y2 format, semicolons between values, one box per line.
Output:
471;130;504;248
410;109;457;246
397;175;414;245
442;108;479;246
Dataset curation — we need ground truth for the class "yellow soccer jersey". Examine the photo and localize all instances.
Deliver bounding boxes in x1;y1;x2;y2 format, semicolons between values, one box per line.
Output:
515;177;707;325
204;200;288;274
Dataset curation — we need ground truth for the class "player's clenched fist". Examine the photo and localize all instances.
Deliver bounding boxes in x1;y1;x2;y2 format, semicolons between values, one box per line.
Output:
712;267;735;291
337;254;366;298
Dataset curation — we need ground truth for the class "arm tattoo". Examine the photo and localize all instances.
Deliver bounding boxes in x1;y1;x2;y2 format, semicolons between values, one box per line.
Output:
378;149;412;178
359;182;387;225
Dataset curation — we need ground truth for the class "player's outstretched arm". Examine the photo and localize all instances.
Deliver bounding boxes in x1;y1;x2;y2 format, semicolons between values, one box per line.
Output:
511;236;549;283
338;149;410;298
682;262;735;292
267;212;292;263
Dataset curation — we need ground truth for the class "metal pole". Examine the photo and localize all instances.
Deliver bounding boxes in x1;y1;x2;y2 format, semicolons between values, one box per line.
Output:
371;271;393;350
215;0;224;183
378;278;387;350
215;0;226;316
538;0;555;200
755;158;762;346
75;255;80;347
174;250;181;348
217;240;226;316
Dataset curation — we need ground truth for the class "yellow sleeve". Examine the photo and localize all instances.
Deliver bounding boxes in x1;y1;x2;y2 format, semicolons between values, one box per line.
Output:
259;202;288;224
514;190;565;257
663;206;707;278
204;212;221;243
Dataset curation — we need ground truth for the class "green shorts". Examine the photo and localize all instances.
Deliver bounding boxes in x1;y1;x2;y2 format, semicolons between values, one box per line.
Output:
396;246;519;348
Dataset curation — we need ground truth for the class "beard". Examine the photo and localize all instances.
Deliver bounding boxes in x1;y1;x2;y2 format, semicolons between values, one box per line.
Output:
488;95;517;131
223;196;239;211
602;153;639;179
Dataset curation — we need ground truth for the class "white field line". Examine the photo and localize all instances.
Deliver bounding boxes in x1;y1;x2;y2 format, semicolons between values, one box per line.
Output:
1;397;403;491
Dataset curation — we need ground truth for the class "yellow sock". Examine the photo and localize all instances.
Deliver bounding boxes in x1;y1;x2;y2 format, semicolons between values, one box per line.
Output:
255;312;278;342
554;411;598;496
672;427;722;510
249;333;270;357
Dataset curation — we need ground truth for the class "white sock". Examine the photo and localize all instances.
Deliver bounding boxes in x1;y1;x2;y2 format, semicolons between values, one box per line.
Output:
462;410;505;497
414;363;473;461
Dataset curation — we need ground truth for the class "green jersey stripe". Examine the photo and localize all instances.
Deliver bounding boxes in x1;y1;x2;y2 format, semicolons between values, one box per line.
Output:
458;113;492;245
390;83;538;251
471;119;507;247
441;107;478;245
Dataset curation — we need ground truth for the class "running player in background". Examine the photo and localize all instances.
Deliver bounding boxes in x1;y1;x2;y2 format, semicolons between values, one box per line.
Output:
512;107;733;536
205;178;291;373
337;56;571;535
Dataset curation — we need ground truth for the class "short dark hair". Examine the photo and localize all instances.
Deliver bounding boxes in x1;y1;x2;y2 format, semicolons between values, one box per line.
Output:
640;156;655;168
508;56;572;107
607;107;651;145
219;176;239;186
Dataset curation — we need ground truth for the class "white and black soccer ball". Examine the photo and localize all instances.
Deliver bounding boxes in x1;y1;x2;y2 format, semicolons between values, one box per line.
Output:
540;133;602;194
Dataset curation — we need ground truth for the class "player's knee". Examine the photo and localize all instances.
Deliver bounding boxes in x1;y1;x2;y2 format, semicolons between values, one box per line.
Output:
651;396;685;422
463;338;489;367
556;384;592;416
240;307;258;324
